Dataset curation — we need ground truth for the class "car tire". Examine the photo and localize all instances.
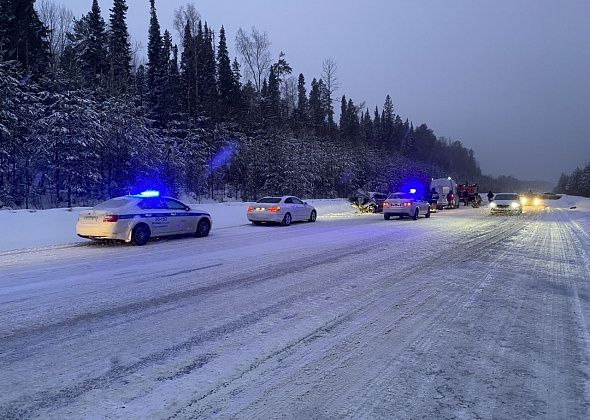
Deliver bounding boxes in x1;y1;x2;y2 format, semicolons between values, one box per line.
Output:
308;210;317;222
368;205;377;214
384;214;391;220
425;207;431;218
195;218;211;237
412;209;419;220
281;213;292;226
131;223;150;246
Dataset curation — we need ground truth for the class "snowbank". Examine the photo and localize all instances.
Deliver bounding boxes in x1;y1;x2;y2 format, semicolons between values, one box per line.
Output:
0;199;356;253
548;194;590;211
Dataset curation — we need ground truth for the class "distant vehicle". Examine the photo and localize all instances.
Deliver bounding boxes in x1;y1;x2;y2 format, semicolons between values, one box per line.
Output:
349;191;388;213
430;177;459;209
542;192;561;200
383;191;431;220
247;196;317;226
520;191;543;207
76;191;212;246
490;193;522;215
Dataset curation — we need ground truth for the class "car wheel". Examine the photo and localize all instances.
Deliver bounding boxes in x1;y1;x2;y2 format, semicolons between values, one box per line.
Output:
309;210;317;222
412;209;419;220
195;218;211;237
384;214;391;220
131;224;150;246
281;213;292;226
368;205;377;214
425;207;431;218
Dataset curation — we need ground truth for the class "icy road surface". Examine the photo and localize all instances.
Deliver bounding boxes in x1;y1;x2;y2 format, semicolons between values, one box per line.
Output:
1;205;589;418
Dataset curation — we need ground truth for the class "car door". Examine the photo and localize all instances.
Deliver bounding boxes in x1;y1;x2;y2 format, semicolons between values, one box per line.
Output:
138;198;172;236
291;197;308;220
283;197;298;219
164;198;191;234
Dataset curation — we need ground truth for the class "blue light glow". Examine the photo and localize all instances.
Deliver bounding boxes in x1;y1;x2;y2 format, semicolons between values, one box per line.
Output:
137;190;160;198
410;188;417;194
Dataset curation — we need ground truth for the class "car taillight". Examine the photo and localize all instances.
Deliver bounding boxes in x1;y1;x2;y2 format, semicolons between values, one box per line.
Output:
403;202;412;207
383;202;390;208
247;206;254;213
103;214;119;222
268;206;281;213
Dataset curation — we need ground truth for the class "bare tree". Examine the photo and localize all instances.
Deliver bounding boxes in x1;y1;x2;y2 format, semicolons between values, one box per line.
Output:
322;57;340;125
173;3;201;43
281;76;298;117
131;40;145;71
235;27;272;92
37;0;74;70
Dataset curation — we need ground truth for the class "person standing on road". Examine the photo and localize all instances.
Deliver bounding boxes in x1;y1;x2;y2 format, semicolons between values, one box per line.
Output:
487;190;494;203
429;187;440;210
447;190;455;208
462;189;469;206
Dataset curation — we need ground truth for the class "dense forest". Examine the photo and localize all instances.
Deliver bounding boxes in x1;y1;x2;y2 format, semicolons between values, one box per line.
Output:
555;164;590;198
0;0;537;209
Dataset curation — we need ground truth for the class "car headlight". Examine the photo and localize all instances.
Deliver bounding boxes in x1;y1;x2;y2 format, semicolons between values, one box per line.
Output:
511;202;520;209
490;202;497;208
520;197;528;205
533;198;540;206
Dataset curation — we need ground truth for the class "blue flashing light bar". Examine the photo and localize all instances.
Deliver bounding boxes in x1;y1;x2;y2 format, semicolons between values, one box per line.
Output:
137;190;160;197
409;188;417;194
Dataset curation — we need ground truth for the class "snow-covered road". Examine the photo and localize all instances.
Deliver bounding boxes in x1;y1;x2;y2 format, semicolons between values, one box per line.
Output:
1;204;589;418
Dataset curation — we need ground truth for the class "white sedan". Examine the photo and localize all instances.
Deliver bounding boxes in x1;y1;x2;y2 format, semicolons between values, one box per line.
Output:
247;196;317;226
490;193;522;214
76;191;212;245
383;192;431;220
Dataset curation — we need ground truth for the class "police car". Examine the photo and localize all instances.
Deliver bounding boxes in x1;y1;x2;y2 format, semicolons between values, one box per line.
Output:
76;191;212;245
382;190;431;220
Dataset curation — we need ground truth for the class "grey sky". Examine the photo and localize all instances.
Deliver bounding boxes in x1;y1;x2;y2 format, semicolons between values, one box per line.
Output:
59;0;590;183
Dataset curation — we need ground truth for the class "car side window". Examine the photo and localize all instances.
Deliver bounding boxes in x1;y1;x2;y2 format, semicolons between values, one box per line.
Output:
291;197;303;205
138;198;165;210
284;197;293;204
165;199;187;210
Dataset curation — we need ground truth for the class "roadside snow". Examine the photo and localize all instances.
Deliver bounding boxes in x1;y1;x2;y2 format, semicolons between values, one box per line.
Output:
0;199;355;253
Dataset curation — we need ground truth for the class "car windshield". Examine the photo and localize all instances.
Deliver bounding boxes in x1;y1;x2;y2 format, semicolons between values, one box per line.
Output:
94;198;131;209
257;197;282;204
388;193;408;200
495;194;518;201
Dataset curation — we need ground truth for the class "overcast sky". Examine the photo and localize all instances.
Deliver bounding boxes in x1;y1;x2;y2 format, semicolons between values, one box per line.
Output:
59;0;590;183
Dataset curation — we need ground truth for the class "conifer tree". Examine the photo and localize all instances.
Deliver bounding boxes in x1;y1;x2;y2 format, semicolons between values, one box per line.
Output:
382;95;395;151
108;0;132;94
217;26;234;118
1;0;50;75
85;0;108;87
308;78;323;133
267;66;280;121
295;73;308;124
180;21;197;118
339;95;348;139
147;0;165;122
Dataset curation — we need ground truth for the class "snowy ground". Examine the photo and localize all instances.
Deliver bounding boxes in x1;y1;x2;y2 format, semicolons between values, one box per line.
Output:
1;196;589;418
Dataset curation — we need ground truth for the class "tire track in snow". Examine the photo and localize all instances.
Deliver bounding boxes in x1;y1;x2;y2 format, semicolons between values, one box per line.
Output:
170;213;531;418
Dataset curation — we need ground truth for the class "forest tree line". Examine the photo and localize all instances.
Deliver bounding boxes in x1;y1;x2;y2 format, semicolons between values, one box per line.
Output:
1;0;525;209
555;164;590;198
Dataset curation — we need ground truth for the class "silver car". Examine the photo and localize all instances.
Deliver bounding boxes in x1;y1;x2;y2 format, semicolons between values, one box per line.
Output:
76;191;212;245
383;192;431;220
247;196;317;226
